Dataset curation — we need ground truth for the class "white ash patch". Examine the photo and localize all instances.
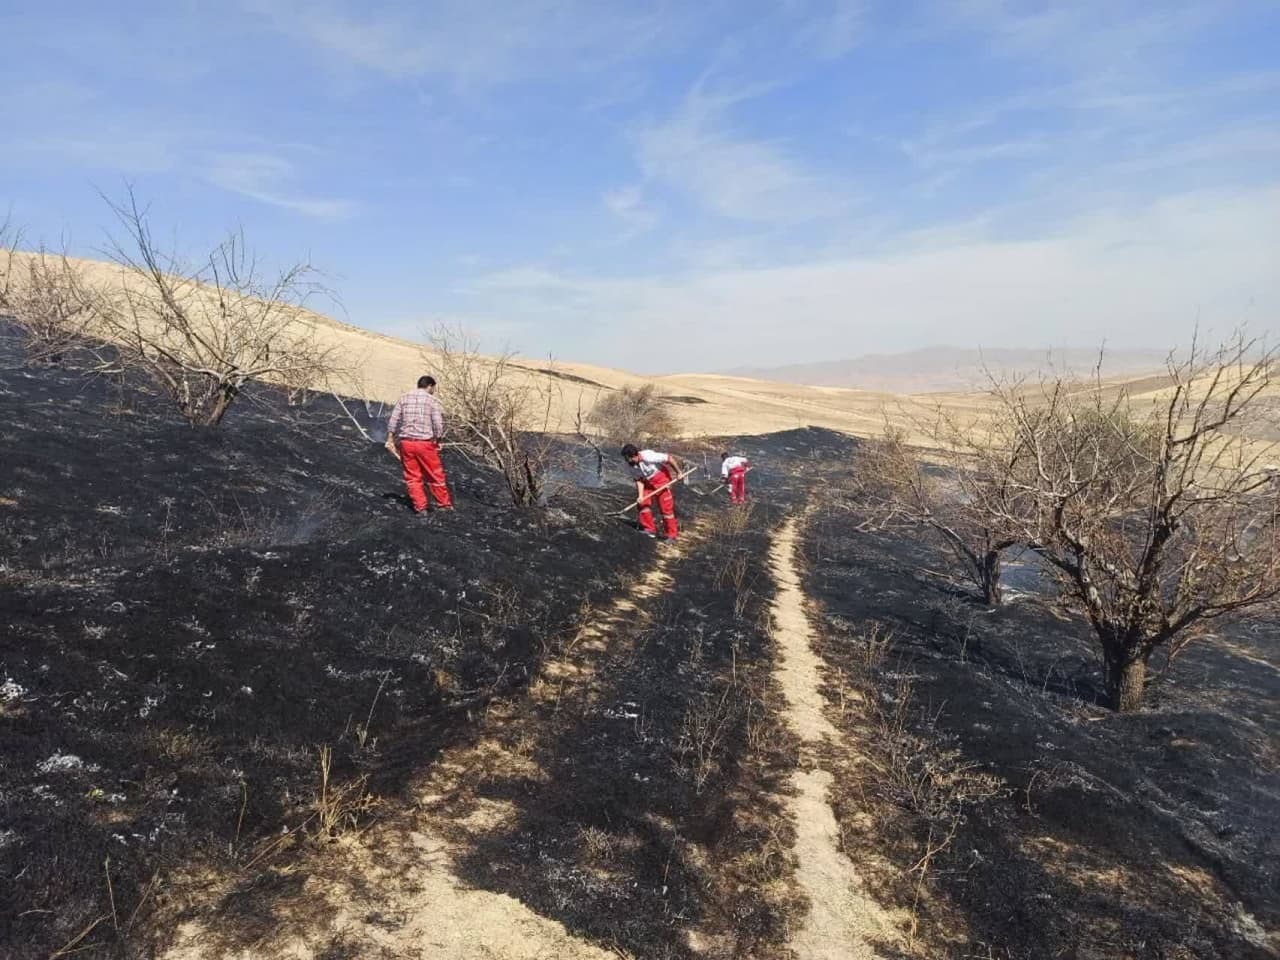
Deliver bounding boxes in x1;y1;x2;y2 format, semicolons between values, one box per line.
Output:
96;504;124;516
86;788;127;804
32;784;62;805
1;678;27;702
83;623;108;639
325;664;393;682
0;828;18;848
37;752;99;774
603;701;640;720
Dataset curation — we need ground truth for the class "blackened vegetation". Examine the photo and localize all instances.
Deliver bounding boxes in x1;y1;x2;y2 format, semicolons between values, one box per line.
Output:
0;325;651;959
801;500;1280;959
416;428;856;960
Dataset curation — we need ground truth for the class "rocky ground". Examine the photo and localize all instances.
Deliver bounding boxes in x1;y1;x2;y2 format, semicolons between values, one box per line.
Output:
2;323;1276;959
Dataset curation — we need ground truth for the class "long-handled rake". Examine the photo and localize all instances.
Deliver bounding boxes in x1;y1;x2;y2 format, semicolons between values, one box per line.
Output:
608;467;698;516
708;465;753;496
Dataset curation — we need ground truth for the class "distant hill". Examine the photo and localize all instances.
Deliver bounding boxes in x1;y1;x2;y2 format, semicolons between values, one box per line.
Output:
727;346;1172;393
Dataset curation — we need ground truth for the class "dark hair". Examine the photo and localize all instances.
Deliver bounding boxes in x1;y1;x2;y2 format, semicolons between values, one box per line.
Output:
621;443;640;458
721;451;729;459
417;375;436;389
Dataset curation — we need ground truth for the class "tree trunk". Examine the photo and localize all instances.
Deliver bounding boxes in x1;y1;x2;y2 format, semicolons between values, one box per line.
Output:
980;550;1003;606
1102;643;1147;712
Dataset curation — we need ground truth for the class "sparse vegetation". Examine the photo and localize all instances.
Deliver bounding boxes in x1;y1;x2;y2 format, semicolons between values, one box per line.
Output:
312;746;379;842
853;421;1023;605
586;383;680;443
91;189;341;426
851;334;1279;712
0;221;102;367
425;323;562;506
979;333;1280;711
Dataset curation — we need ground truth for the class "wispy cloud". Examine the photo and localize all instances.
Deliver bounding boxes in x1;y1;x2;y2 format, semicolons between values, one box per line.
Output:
935;0;1234;86
15;135;179;175
636;84;852;223
204;153;356;219
461;184;1280;371
789;0;866;60
603;184;657;236
244;0;677;86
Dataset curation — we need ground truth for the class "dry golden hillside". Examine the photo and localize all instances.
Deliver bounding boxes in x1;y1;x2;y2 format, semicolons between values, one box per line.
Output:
5;250;1274;448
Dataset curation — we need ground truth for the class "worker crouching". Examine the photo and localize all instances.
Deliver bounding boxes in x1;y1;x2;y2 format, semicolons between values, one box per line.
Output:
622;443;681;540
721;452;751;504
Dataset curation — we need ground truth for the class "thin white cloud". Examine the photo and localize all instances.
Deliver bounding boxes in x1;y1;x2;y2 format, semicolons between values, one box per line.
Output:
15;135;179;175
244;0;676;86
204;152;356;219
937;0;1227;82
460;184;1280;372
603;184;657;236
789;0;866;60
636;85;852;223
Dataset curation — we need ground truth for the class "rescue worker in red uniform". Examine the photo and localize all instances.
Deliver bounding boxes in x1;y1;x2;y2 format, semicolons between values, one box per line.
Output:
721;452;751;504
622;443;682;540
386;375;454;514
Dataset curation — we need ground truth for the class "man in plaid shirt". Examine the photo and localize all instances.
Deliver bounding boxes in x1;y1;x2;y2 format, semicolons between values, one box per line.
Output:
386;375;454;512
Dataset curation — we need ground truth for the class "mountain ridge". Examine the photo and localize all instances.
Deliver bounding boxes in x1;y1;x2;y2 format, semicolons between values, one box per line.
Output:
726;345;1173;393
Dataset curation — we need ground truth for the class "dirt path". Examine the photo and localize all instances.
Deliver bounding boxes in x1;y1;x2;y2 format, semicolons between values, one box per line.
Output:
768;516;902;959
164;537;689;960
165;514;903;959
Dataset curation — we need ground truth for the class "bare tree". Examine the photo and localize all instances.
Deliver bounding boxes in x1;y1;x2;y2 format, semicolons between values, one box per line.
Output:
573;392;608;483
0;222;101;366
853;420;1025;606
424;324;561;506
93;190;339;426
983;334;1279;711
587;383;679;444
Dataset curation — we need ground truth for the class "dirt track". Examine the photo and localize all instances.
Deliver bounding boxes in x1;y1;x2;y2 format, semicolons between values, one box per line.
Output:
157;514;911;960
769;516;901;959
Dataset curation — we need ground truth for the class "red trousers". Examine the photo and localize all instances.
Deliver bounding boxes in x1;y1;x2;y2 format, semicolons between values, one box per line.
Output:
728;466;748;503
399;439;452;511
638;471;678;539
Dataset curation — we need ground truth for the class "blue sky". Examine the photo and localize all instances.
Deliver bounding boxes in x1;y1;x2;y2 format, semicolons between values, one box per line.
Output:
2;0;1278;372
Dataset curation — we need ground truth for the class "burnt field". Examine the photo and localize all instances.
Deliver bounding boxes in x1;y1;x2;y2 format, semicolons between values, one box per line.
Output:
0;341;663;957
800;500;1280;959
8;317;1276;960
0;324;854;959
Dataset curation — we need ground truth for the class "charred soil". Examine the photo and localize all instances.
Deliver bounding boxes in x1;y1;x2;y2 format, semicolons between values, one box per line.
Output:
800;497;1280;959
0;327;860;960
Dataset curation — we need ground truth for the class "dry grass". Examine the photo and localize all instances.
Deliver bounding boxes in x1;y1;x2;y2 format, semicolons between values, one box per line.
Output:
312;746;379;843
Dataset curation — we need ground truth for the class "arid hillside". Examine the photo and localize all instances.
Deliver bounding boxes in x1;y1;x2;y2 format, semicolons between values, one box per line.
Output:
8;250;1279;460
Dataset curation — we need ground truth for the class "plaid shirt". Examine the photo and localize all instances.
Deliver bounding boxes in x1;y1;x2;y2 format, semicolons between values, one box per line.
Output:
388;389;444;440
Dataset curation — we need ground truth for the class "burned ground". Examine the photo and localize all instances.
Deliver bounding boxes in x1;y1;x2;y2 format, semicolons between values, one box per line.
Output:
0;326;855;960
11;322;1272;960
800;499;1280;959
0;335;660;958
